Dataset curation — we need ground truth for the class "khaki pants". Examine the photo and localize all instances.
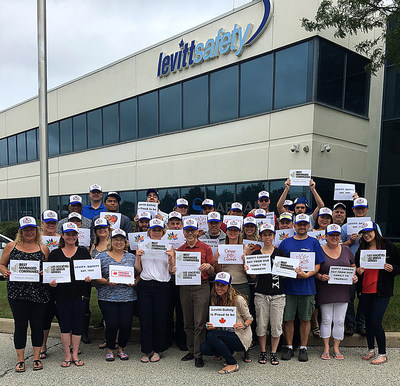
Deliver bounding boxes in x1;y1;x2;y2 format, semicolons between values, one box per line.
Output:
180;282;210;358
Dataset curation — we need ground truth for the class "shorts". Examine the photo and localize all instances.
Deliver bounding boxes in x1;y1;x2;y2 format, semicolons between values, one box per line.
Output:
254;294;285;338
283;294;315;322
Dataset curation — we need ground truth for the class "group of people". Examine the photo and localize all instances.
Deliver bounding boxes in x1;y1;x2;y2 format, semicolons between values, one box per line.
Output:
0;180;398;374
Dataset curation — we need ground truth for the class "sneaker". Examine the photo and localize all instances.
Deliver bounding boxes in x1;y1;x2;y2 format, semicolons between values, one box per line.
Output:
281;347;294;361
298;348;309;362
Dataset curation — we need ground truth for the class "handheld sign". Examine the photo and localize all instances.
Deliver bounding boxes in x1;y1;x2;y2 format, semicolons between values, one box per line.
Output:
100;212;121;231
163;230;186;249
243;239;264;253
175;252;201;285
245;254;271;275
128;232;147;250
328;266;355;285
223;215;244;227
73;259;102;280
43;262;71;283
9;260;40;282
184;215;208;232
346;217;371;235
360;250;386;269
218;244;243;264
274;229;294;247
334;183;356;201
41;236;60;252
307;230;326;246
271;256;299;278
289;170;311;186
109;265;135;284
78;228;91;247
201;239;219;255
137;202;158;219
290;252;315;272
209;306;236;328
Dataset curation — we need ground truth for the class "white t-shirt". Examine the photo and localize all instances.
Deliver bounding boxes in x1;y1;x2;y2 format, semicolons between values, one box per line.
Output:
140;241;171;282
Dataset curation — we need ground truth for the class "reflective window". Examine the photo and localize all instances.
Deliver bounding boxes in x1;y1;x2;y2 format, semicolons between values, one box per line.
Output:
0;200;8;221
87;110;102;149
8;135;17;164
240;54;273;117
59;118;73;154
274;41;313;109
120;98;137;142
376;186;400;239
0;138;8;166
215;184;235;214
317;40;345;108
103;104;119;145
119;191;136;220
137;190;147;204
48;122;60;157
384;66;400;119
210;66;239;124
183;75;208;129
181;186;205;214
138;91;158;138
157;188;179;213
236;182;268;213
73;114;87;151
26;129;37;161
49;196;60;214
160;84;182;134
17;132;27;163
379;121;400;185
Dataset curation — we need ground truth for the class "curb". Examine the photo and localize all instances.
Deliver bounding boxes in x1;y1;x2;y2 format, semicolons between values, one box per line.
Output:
1;318;400;347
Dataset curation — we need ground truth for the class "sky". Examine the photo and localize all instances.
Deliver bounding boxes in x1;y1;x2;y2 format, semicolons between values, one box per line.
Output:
0;0;251;112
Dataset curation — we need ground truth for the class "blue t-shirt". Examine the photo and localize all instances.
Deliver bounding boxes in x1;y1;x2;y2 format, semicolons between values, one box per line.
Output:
279;236;325;295
81;203;107;220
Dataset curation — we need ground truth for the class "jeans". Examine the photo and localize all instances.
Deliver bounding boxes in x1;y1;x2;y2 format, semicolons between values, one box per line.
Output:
345;283;365;328
359;293;390;355
200;329;244;365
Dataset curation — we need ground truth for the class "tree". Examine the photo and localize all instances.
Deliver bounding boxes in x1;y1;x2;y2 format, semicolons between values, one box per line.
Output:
301;0;400;74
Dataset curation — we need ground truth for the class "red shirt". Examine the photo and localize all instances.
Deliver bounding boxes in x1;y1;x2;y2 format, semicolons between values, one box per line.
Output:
177;240;214;281
362;269;379;294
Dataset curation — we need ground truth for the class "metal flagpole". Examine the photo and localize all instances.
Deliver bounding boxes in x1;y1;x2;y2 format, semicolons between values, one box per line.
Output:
37;0;49;214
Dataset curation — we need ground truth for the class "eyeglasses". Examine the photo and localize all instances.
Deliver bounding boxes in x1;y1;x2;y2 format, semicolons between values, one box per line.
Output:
184;229;197;233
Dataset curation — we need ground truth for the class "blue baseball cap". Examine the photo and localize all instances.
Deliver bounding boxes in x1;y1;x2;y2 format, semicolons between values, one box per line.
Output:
290;197;312;214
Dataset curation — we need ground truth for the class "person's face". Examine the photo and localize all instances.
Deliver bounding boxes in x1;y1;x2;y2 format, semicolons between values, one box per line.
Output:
208;221;221;235
294;204;306;214
318;215;332;229
42;220;57;235
326;232;340;247
294;221;310;236
183;228;199;242
95;226;109;238
226;227;240;240
138;219;149;231
353;206;368;217
361;230;376;243
243;224;257;236
168;219;182;230
105;197;119;212
149;227;163;240
258;197;270;210
89;190;103;202
62;231;78;246
147;193;159;203
283;206;294;214
112;235;126;250
279;219;293;230
214;282;228;296
21;226;37;242
69;203;82;214
175;206;188;216
69;218;82;228
260;230;274;245
332;208;346;225
202;206;214;215
230;209;243;216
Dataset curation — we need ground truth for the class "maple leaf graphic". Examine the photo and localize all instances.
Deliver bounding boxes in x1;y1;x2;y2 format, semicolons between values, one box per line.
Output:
219;317;226;324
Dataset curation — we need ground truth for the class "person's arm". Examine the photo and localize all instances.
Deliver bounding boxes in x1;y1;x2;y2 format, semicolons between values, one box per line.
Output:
167;248;176;274
0;242;15;278
296;263;320;279
134;249;144;273
276;179;291;214
199;246;215;275
309;179;324;221
40;244;50;261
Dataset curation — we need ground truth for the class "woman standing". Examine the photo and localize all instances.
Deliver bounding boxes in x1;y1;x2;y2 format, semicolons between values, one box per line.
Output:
355;221;400;365
135;219;176;363
48;222;91;368
0;217;50;372
315;224;357;360
201;272;253;374
90;218;110;258
94;229;136;362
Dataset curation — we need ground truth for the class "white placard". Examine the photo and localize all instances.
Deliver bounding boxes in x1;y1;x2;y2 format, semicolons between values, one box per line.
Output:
245;254;271;275
9;260;40;282
175;252;201;285
41;236;60;252
360;250;386;269
290;251;315;272
289;170;311;186
137;202;158;219
223;215;244;227
328;266;355;285
109;264;135;284
78;228;91;247
43;262;71;283
307;230;327;246
184;215;208;232
163;229;186;249
218;244;243;265
128;232;148;250
271;256;299;278
100;212;121;231
347;217;371;235
209;306;236;328
256;213;275;228
273;229;295;247
141;239;170;252
73;259;102;280
243;239;264;253
201;239;219;255
334;183;356;201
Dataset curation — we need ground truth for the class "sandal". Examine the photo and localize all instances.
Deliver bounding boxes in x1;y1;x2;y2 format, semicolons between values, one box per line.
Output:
117;351;129;361
320;352;331;360
270;352;279;365
39;350;47;359
371;355;387;365
33;359;43;371
150;352;160;362
218;364;239;374
258;352;267;364
61;360;71;368
140;355;150;363
312;327;320;337
73;359;84;366
213;356;222;361
15;361;25;372
106;352;115;362
362;350;375;360
243;349;251;363
333;352;344;360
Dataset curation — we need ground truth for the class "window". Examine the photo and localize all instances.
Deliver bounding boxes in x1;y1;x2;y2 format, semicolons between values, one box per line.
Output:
236;182;268;212
8;136;17;164
210;66;239;123
274;41;314;109
0;138;8;166
48;122;60;157
157;188;179;213
183;75;208;129
59;118;73;154
138;91;158;138
160;84;182;134
16;132;27;163
26;129;38;161
384;66;400;120
379;121;400;185
73;114;87;151
120;98;137;141
215;184;235;214
240;54;273;117
376;186;400;239
181;186;205;214
87;110;102;149
119;191;136;220
103;104;119;145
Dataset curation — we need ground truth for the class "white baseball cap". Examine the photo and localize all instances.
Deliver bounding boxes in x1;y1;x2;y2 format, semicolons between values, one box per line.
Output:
318;207;333;217
149;218;164;229
353;198;368;208
201;199;214;208
258;191;270;200
230;202;243;211
283;200;293;207
19;216;37;229
183;218;198;230
111;229;127;238
94;218;108;227
69;195;83;205
68;212;82;221
168;211;182;221
62;222;79;233
90;184;102;192
42;210;58;223
259;223;275;234
326;224;341;235
295;214;310;224
225;219;241;230
214;272;232;285
176;198;189;207
243;217;257;226
138;211;151;221
254;209;267;218
207;212;221;222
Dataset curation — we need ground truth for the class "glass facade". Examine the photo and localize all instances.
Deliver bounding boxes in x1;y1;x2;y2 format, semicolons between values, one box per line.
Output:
0;37;371;169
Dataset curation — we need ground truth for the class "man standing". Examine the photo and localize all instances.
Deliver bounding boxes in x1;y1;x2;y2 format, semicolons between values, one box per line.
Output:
178;219;214;368
146;188;168;223
278;212;294;229
332;202;347;226
200;212;226;243
57;195;91;233
82;184;106;220
174;198;189;217
135;211;151;232
279;214;325;362
250;191;279;228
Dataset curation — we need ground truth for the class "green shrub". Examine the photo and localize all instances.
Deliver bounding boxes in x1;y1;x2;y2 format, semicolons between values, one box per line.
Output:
0;221;19;240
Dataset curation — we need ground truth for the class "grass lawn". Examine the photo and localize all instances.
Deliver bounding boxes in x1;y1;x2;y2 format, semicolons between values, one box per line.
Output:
1;278;400;331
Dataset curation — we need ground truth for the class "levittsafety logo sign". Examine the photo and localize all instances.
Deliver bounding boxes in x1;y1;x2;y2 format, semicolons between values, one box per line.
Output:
157;0;272;78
